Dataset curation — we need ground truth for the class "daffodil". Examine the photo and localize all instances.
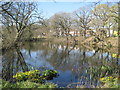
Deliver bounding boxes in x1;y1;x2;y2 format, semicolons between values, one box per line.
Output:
109;76;112;79
107;78;110;81
100;78;105;81
112;54;117;58
114;78;118;80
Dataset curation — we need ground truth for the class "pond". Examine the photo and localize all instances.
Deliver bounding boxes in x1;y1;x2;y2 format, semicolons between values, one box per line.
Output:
1;41;120;88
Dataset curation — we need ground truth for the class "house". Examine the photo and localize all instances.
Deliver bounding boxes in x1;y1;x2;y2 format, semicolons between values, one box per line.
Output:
106;30;114;37
69;29;80;36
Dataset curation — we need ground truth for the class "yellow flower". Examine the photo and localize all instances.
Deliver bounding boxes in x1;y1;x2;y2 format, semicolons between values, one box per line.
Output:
113;31;118;36
13;76;16;78
109;76;112;78
109;76;112;79
114;78;118;80
35;70;39;72
107;78;110;81
100;78;105;81
112;54;116;58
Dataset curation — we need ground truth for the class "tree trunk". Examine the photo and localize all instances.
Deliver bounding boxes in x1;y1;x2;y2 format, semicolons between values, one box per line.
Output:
84;29;87;38
108;28;111;37
3;29;25;51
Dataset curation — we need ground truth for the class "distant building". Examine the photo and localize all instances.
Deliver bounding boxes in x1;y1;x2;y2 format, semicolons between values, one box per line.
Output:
69;31;80;36
69;29;80;36
103;29;113;37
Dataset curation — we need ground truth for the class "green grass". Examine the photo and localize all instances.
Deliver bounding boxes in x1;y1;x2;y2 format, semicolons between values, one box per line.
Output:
12;70;58;82
1;79;57;88
100;76;119;88
1;70;58;88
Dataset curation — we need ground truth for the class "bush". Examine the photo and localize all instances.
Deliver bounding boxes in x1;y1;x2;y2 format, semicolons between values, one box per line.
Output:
13;70;44;83
88;65;114;78
2;70;59;88
42;70;58;80
13;70;58;83
100;76;118;88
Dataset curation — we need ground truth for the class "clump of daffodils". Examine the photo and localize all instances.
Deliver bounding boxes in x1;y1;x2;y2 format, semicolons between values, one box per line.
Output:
13;70;59;83
100;76;118;88
13;70;44;83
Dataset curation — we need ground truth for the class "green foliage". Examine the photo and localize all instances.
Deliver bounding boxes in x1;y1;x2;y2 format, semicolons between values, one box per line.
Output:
2;79;12;88
42;70;58;80
0;79;2;88
13;70;44;83
38;82;58;88
88;65;114;78
13;70;59;83
2;79;57;88
12;81;38;88
113;31;120;37
100;76;118;88
2;70;58;88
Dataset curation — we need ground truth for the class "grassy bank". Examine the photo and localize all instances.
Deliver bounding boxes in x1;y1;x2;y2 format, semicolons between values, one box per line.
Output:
42;36;118;47
23;36;119;54
1;79;57;88
1;70;58;88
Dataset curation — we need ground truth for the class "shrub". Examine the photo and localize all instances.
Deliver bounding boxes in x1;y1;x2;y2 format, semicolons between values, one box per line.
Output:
100;76;118;88
13;70;59;83
88;65;114;78
13;70;44;83
42;70;58;80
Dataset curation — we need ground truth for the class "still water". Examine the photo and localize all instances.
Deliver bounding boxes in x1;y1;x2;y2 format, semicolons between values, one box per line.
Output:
2;41;120;88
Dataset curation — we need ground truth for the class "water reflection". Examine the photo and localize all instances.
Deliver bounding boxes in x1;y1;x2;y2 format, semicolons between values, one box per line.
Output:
2;41;120;87
2;47;28;81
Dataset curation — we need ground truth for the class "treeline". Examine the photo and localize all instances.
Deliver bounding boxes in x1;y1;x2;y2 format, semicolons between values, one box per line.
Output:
46;3;118;38
0;2;119;48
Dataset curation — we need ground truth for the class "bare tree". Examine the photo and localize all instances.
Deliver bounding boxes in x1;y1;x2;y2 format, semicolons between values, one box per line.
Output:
1;2;43;47
50;12;72;41
0;2;13;12
91;3;119;38
92;4;110;38
74;6;92;38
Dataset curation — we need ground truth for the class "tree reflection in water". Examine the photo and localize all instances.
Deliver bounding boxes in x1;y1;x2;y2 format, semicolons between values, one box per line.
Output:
2;47;28;81
2;41;120;87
